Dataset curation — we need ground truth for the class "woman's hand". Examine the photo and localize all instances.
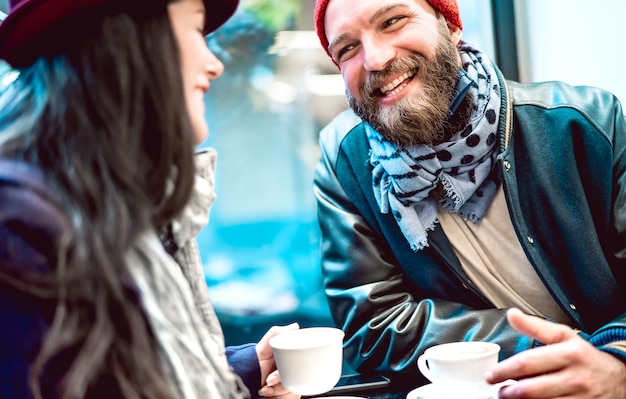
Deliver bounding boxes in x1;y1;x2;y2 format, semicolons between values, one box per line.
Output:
256;323;301;398
486;308;626;399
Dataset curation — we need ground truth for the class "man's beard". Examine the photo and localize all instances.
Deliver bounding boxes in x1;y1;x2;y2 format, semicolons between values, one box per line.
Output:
347;18;464;148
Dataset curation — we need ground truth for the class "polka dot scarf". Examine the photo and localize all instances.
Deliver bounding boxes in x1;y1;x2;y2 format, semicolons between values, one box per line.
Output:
367;42;500;251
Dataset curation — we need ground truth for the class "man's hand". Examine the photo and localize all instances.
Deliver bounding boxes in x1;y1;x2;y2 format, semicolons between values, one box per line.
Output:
256;323;301;398
485;308;626;398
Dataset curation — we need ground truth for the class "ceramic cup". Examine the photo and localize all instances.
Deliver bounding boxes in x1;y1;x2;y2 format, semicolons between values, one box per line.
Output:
417;341;501;399
269;327;345;396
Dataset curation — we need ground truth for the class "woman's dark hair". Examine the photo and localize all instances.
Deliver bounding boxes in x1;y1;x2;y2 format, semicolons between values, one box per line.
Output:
0;1;196;398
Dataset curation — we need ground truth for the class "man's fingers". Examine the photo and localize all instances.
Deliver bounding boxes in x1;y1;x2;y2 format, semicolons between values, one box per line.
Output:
506;308;575;345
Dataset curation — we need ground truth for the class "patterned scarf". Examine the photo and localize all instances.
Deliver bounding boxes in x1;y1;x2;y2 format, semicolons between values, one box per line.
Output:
126;149;249;399
367;42;500;251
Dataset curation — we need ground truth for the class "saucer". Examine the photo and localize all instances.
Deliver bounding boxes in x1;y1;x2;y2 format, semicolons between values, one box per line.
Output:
406;380;516;399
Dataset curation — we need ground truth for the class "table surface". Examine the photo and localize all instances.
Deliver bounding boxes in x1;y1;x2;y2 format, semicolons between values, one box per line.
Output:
305;363;425;399
309;382;418;399
308;390;407;399
361;390;407;399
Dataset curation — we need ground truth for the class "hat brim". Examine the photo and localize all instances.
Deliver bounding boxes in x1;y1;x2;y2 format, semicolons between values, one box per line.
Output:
0;0;239;67
205;0;239;34
0;0;113;67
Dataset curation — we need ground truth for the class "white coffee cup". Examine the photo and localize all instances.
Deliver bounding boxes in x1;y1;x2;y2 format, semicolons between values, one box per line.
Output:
417;341;500;399
269;327;345;396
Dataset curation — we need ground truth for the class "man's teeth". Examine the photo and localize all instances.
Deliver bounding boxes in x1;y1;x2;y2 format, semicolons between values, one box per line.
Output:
380;71;414;96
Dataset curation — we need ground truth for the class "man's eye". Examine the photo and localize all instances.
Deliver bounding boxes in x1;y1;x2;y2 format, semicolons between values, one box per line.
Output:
384;16;405;28
336;44;355;62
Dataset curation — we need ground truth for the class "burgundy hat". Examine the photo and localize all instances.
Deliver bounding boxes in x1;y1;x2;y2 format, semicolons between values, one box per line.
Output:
0;0;239;68
314;0;462;61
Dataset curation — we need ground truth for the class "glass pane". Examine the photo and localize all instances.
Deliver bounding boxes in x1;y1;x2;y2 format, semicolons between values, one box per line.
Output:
198;1;337;346
458;0;495;61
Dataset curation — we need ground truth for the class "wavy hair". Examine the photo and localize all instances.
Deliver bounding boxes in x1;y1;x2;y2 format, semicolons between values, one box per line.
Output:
0;1;196;398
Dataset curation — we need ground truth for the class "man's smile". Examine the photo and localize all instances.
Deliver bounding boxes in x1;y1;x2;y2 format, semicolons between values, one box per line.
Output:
375;70;417;98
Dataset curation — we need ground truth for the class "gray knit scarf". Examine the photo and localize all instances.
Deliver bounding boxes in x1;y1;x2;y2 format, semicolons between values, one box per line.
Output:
367;42;500;251
126;149;249;399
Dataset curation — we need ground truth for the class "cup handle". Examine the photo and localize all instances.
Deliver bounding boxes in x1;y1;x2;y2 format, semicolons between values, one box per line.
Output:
417;354;432;382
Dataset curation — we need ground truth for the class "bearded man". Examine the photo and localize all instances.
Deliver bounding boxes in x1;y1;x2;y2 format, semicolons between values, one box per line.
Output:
312;0;626;398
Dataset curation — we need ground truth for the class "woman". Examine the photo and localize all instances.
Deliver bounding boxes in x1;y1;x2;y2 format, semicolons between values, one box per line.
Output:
0;0;298;398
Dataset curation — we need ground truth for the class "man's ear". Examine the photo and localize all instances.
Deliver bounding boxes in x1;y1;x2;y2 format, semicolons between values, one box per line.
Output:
447;21;462;46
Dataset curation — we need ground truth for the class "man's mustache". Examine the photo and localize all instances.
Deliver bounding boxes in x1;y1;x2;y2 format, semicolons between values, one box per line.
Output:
361;54;429;98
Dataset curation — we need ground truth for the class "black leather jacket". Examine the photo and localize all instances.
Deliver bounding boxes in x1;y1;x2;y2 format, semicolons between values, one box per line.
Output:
313;71;626;380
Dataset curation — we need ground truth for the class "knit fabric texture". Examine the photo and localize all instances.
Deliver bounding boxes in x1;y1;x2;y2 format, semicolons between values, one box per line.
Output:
314;0;463;59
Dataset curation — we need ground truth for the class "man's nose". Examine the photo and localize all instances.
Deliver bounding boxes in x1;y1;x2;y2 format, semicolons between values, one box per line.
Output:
362;37;395;72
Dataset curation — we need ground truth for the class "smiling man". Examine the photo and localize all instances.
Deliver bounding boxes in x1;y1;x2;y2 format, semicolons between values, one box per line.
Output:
312;0;626;398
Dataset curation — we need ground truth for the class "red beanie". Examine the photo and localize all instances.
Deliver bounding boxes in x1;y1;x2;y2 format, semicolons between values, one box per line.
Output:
314;0;462;60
